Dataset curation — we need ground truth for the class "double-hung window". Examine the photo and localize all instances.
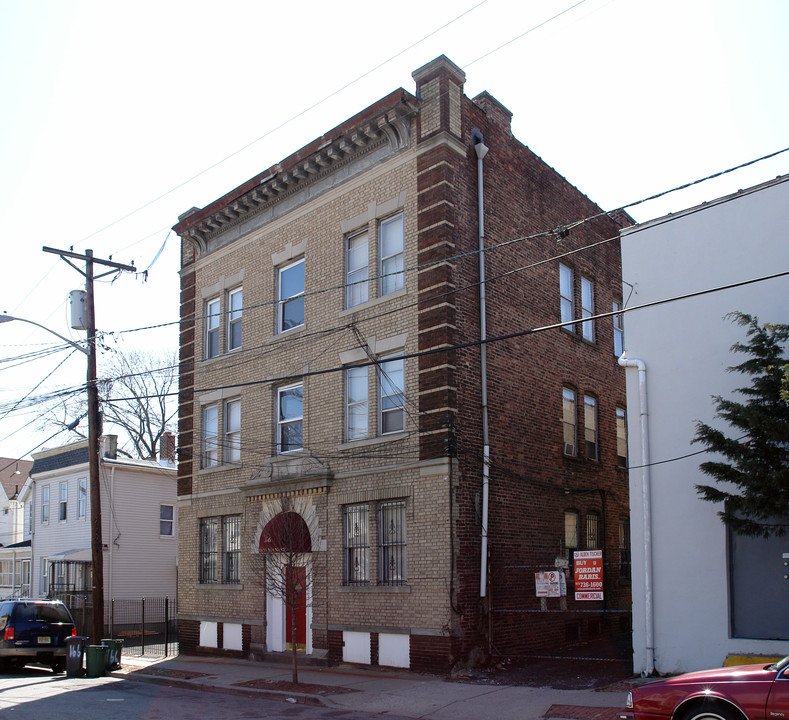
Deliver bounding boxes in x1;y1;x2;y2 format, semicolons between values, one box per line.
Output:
227;288;243;351
581;276;595;342
225;399;241;464
613;300;624;357
345;366;368;441
565;510;579;581
41;485;50;524
378;356;405;434
584;395;598;460
616;407;628;467
562;387;577;456
199;515;240;584
160;504;174;536
278;259;304;333
379;500;407;585
379;214;404;296
78;478;87;519
277;383;303;453
202;405;219;468
59;481;68;522
343;504;369;584
346;232;369;308
205;298;221;359
559;263;574;330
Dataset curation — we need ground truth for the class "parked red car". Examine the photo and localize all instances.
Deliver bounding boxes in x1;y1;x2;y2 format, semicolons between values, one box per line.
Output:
620;656;789;720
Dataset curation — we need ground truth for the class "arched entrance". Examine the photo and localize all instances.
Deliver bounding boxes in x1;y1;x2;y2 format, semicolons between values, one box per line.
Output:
259;511;312;653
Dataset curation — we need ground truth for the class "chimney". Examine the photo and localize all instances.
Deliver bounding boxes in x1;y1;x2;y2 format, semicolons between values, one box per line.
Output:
101;435;118;459
160;431;176;466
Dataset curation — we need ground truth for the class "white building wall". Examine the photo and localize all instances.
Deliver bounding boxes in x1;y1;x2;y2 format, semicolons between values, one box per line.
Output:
620;176;789;674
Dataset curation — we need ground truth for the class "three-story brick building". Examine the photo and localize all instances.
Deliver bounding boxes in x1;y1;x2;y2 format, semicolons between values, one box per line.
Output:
172;56;630;673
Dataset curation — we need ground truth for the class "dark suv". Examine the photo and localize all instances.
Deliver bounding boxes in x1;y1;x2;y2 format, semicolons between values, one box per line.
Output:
0;599;76;673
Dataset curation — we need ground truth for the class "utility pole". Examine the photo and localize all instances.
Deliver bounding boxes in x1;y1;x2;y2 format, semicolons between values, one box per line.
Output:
43;246;135;643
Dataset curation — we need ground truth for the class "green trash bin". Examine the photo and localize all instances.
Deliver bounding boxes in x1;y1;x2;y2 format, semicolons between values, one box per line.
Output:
85;644;108;678
101;638;123;670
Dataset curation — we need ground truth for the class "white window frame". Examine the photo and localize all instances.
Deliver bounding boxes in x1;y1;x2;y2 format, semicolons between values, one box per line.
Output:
59;481;68;522
227;287;243;352
277;258;305;333
160;504;174;537
584;395;598;461
581;276;595;342
205;297;221;359
379;214;405;296
78;478;87;519
41;485;50;524
202;404;219;468
616;407;628;467
378;355;405;435
225;398;241;464
277;383;303;454
346;231;369;308
613;300;624;357
562;387;577;456
559;263;575;330
345;366;369;441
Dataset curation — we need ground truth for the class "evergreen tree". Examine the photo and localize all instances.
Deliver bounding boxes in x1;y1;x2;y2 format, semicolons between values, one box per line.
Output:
693;312;789;538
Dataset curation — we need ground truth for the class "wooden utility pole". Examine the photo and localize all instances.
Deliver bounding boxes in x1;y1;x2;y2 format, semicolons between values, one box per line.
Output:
43;246;135;643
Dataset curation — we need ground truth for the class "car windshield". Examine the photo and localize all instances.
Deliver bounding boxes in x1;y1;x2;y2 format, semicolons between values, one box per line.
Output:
15;603;72;623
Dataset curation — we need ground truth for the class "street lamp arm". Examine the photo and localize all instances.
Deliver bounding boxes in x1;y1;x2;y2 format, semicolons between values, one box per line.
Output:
0;314;89;356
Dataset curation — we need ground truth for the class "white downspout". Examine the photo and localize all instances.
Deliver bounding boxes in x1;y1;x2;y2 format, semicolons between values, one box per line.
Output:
473;132;491;599
618;354;655;676
108;466;115;608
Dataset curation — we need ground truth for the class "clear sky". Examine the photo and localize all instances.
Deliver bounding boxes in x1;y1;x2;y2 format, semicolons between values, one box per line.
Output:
1;0;787;460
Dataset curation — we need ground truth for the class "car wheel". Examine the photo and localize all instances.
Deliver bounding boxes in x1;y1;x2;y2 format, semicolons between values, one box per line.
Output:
680;703;742;720
51;659;66;674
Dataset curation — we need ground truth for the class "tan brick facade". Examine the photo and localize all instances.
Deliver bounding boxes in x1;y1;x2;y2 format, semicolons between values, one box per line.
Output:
173;56;630;673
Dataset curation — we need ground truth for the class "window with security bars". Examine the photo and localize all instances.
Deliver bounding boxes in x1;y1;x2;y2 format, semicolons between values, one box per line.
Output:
199;515;240;584
343;504;369;584
379;501;406;585
586;511;600;549
619;517;631;581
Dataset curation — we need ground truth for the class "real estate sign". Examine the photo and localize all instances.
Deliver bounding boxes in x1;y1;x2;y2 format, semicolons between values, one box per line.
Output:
574;550;603;600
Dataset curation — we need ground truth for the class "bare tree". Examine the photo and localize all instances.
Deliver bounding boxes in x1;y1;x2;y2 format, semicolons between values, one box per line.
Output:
38;349;178;459
257;496;319;684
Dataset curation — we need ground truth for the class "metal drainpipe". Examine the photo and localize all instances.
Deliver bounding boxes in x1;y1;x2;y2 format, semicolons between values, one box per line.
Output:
473;131;491;601
618;353;655;676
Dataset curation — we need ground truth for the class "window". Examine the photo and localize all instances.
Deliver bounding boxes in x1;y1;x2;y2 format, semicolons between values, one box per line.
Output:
277;383;303;453
616;407;628;467
581;276;595;342
378;356;405;434
565;510;579;581
160;504;174;536
613;300;624;357
559;263;574;330
619;517;631;580
379;214;404;296
343;504;369;584
227;287;243;351
562;387;577;456
78;478;87;519
41;485;50;524
59;481;68;522
586;512;600;549
345;366;368;441
584;395;598;461
277;258;304;333
0;561;11;586
225;399;241;464
346;232;369;308
379;500;407;585
199;515;240;584
205;298;220;359
203;405;219;468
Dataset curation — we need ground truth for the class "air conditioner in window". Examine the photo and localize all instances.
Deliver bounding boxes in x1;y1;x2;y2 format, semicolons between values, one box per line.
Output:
563;443;575;456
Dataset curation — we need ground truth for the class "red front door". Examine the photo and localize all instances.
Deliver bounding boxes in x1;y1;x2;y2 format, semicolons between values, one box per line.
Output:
285;566;307;651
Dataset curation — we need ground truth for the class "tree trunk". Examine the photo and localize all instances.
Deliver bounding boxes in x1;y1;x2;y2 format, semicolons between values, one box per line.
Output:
291;600;299;684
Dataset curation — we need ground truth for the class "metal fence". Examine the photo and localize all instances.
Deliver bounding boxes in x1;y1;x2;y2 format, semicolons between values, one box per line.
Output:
110;597;178;658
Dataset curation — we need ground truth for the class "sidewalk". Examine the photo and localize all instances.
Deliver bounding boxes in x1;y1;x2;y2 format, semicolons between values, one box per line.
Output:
111;653;633;720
